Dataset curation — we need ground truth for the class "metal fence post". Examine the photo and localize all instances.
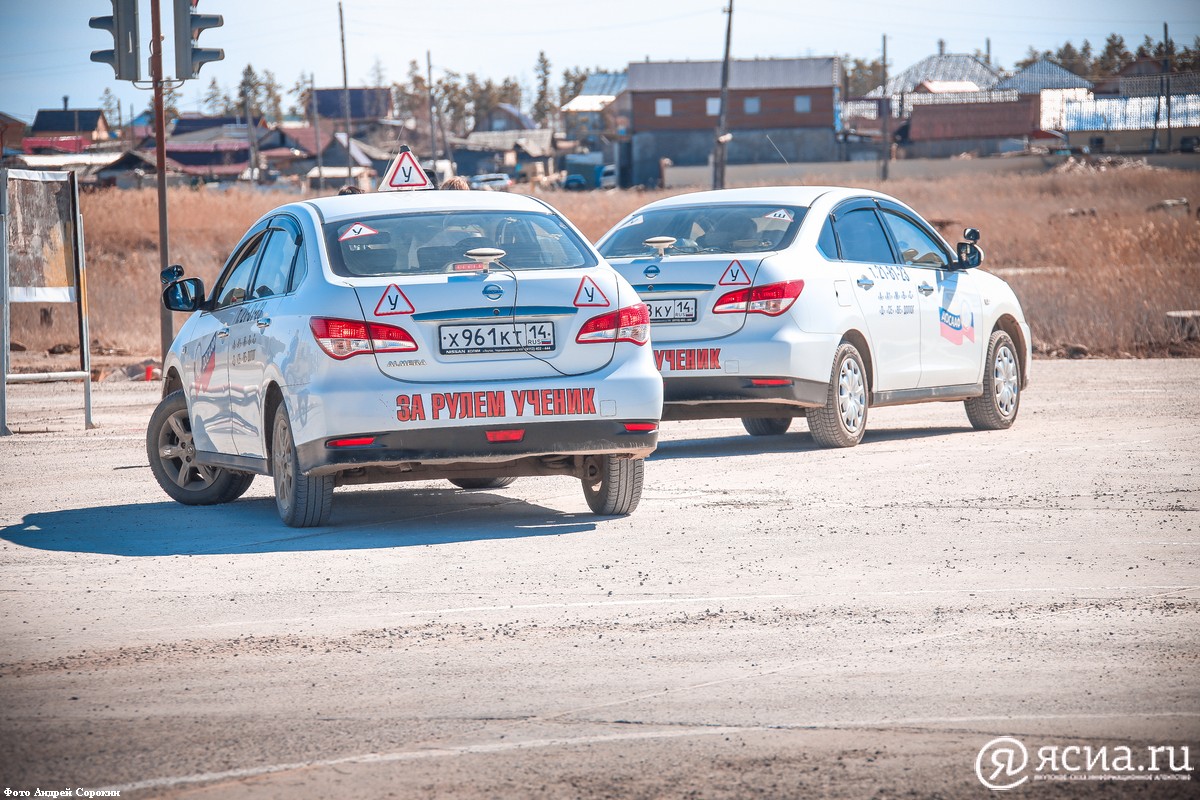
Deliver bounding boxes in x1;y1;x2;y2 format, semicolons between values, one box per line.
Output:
1;168;11;436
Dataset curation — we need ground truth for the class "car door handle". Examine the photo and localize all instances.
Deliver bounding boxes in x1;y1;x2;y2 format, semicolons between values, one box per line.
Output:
917;283;934;296
216;327;229;338
256;318;271;329
856;276;875;290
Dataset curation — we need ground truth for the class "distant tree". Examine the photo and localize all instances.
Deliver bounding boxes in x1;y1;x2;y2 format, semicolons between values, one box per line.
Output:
1015;46;1052;71
260;70;284;123
236;64;260;117
1053;41;1091;77
99;87;120;126
145;85;181;123
532;51;554;128
1094;34;1134;77
843;56;884;97
369;57;387;89
1177;36;1200;72
558;66;591;107
287;72;311;117
202;77;227;115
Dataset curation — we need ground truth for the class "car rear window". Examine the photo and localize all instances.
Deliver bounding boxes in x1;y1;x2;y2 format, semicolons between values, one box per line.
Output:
324;210;598;277
598;204;807;258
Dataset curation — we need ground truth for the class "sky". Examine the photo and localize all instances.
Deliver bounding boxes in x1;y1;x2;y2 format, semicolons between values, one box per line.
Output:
1;0;1197;124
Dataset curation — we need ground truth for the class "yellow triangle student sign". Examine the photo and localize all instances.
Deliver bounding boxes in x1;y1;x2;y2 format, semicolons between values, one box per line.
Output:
378;145;432;191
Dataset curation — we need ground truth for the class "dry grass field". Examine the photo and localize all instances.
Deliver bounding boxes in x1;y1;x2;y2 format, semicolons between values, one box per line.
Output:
9;164;1200;358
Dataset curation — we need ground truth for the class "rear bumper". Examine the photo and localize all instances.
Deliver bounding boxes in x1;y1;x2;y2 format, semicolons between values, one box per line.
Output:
298;419;658;475
661;375;827;420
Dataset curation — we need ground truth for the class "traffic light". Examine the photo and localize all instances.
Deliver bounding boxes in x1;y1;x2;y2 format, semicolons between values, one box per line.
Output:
90;0;140;81
173;0;224;80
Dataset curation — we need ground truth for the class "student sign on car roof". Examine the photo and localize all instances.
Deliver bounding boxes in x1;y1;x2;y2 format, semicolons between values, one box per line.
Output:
378;145;432;191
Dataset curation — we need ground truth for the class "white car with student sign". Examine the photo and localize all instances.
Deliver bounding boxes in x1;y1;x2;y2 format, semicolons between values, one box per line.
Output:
149;190;661;527
596;186;1030;446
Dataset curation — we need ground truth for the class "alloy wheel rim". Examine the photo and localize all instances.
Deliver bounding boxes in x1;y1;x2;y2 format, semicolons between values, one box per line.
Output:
159;409;217;490
994;345;1019;417
274;419;294;513
838;357;865;433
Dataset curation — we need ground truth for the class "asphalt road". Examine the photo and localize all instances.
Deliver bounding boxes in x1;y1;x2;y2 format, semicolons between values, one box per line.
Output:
1;359;1197;798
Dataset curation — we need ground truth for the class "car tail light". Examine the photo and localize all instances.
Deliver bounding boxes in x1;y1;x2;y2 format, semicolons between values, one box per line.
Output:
712;280;804;316
327;437;376;448
311;317;418;359
576;303;650;345
623;422;657;432
749;379;793;387
486;429;525;443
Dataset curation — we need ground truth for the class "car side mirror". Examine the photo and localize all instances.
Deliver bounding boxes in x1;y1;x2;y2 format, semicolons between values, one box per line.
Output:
160;264;184;285
162;277;206;312
957;241;984;269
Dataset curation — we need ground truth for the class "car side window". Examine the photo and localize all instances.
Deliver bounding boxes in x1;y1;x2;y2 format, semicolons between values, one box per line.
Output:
212;233;264;309
881;211;951;268
250;227;300;299
832;209;894;264
289;245;308;292
817;216;839;260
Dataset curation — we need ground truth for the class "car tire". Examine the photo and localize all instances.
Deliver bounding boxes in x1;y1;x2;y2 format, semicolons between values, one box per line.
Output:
965;330;1021;430
581;455;644;515
741;417;792;436
271;404;333;528
808;343;868;449
449;477;518;490
147;390;255;505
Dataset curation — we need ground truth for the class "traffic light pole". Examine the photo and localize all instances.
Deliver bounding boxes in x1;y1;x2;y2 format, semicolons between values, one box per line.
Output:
150;0;173;361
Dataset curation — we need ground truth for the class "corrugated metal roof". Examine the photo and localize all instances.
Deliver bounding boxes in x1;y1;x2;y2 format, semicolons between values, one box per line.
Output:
1064;94;1200;130
867;54;1000;98
628;58;839;92
995;59;1092;93
31;109;106;133
580;72;627;96
456;129;556;157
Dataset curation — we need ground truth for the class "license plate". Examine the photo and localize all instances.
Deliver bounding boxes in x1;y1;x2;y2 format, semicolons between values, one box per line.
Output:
645;298;697;323
439;321;555;354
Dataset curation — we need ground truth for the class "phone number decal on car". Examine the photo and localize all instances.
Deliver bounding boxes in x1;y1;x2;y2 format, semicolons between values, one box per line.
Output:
396;388;598;422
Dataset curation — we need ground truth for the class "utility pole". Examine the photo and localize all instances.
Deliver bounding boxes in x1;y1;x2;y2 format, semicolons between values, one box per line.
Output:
311;74;325;192
427;50;437;159
880;34;890;182
339;2;353;188
1164;22;1173;153
244;93;259;184
713;0;733;190
149;0;173;360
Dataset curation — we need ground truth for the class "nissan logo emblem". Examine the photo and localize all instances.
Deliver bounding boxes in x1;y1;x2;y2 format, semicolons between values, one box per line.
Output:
643;265;660;279
482;283;504;301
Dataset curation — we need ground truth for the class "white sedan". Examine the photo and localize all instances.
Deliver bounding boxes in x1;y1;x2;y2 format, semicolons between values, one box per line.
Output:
149;190;662;527
596;186;1030;446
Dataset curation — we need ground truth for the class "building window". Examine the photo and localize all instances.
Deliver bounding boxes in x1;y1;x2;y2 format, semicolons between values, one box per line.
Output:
655;98;672;117
744;97;761;114
794;95;812;114
706;97;721;116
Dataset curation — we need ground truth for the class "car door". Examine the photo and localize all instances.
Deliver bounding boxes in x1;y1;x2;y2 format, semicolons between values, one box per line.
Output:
878;206;984;388
829;200;921;391
227;216;304;458
186;226;268;455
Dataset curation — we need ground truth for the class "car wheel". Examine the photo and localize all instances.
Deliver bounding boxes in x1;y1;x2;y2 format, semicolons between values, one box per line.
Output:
741;417;792;436
808;343;868;448
271;404;333;528
581;455;644;515
449;477;517;490
965;330;1021;430
147;390;255;505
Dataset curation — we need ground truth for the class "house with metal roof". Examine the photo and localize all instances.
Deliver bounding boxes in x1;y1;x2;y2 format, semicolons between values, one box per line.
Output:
30;108;111;141
625;57;842;186
995;58;1092;94
561;72;629;144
